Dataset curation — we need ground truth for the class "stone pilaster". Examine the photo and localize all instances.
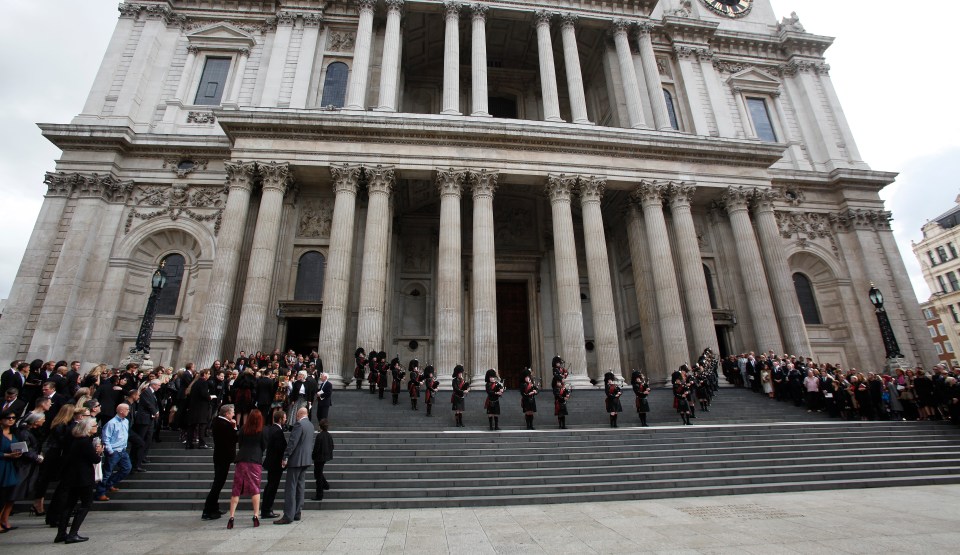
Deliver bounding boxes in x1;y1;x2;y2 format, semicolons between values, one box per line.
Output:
753;189;812;356
356;165;395;349
579;176;621;379
634;181;688;380
376;0;404;111
235;162;292;353
611;19;646;129
667;182;718;357
722;186;783;353
534;10;563;123
317;165;362;387
196;161;257;366
470;170;498;386
441;1;461;115
435;168;466;378
635;23;672;131
546;175;589;387
625;202;664;381
471;4;490;117
560;14;590;125
345;0;376;110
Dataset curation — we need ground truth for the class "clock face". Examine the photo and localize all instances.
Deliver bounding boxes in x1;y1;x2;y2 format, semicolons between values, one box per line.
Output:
700;0;753;18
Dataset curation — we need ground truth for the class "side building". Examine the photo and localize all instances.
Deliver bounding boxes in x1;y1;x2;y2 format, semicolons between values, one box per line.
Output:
914;195;960;366
0;0;936;387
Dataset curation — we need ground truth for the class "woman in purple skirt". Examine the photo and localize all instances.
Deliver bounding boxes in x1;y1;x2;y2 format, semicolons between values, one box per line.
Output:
227;409;266;529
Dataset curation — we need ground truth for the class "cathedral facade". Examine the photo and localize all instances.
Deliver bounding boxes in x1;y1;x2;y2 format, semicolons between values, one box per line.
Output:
0;0;937;387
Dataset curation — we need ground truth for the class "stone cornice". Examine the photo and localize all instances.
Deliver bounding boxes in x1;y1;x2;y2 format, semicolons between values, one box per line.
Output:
39;123;231;157
44;171;135;203
770;168;898;193
661;15;718;46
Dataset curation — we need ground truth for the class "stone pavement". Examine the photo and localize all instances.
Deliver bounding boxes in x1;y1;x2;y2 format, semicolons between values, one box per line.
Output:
4;485;959;554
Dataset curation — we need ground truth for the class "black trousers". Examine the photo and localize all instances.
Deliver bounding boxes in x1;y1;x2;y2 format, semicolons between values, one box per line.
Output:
203;461;231;514
314;462;328;495
316;404;330;422
261;468;283;516
130;422;151;468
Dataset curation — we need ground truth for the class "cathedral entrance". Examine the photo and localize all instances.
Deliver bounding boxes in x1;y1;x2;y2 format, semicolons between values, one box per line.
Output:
285;318;321;356
496;281;532;389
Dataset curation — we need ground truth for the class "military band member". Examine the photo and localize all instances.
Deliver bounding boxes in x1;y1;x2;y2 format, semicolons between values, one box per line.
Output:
552;371;570;429
484;369;504;431
407;360;422;411
390;357;405;405
353;348;367;390
423;365;439;417
451;365;469;428
367;351;379;395
632;370;651;427
520;369;539;430
675;378;693;425
604;372;623;428
377;352;389;400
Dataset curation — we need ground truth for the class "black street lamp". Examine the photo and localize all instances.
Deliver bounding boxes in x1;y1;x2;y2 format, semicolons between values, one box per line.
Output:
868;283;903;359
132;261;167;354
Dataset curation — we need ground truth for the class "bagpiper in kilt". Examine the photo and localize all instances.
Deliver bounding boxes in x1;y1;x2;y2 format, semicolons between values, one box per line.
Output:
353;347;367;390
451;365;470;427
367;351;380;394
377;352;389;400
484;369;504;431
552;362;571;429
604;371;623;428
390;356;405;405
520;368;539;430
632;370;651;427
407;359;422;411
423;365;439;417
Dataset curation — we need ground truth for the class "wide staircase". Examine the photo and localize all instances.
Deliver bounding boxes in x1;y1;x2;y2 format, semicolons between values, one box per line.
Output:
102;386;960;511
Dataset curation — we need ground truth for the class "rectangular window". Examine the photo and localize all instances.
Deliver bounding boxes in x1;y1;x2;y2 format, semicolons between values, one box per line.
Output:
950;305;960;324
936;344;944;355
951;243;959;259
928;251;937;266
947;341;955;354
746;97;777;142
937;246;949;263
939;275;949;293
194;56;231;106
938;323;947;336
929;325;938;338
923;308;934;320
949;271;960;292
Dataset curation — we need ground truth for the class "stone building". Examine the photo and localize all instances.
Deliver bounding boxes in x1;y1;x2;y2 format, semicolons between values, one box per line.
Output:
919;302;957;368
914;196;960;366
0;0;936;387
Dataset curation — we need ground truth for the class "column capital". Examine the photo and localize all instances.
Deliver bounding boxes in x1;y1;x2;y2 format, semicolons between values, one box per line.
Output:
722;186;754;213
471;3;488;20
444;0;461;19
635;20;654;37
258;161;292;193
560;12;578;29
356;0;377;14
533;10;554;28
546;174;577;203
752;188;780;213
667;181;696;208
224;160;257;192
579;176;606;205
436;168;467;197
364;165;395;195
632;180;667;208
611;18;633;36
384;0;404;13
330;164;362;196
470;170;498;199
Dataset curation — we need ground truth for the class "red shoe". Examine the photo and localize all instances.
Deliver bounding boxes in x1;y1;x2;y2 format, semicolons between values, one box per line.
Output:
226;517;234;530
252;516;260;528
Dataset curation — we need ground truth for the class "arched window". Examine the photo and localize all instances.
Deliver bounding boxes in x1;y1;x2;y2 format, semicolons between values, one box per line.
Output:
793;272;822;325
156;253;185;316
319;62;349;108
294;251;326;301
663;89;680;130
703;264;718;309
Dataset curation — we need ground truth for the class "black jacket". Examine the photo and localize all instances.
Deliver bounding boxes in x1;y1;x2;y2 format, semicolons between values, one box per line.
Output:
211;416;238;467
261;423;287;472
312;429;335;464
61;436;101;488
255;377;276;410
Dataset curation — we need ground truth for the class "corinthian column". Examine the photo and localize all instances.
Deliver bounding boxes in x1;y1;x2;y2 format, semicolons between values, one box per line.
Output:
441;1;461;115
634;181;688;379
435;169;466;377
471;4;490;117
471;170;498;386
753;189;812;356
560;14;590;124
667;183;718;357
534;10;563;123
317;165;362;388
345;0;376;110
625;202;664;380
722;186;783;353
356;165;395;349
612;19;646;129
546;175;589;387
579;177;621;379
195;161;256;367
376;0;404;111
235;162;292;353
635;22;672;131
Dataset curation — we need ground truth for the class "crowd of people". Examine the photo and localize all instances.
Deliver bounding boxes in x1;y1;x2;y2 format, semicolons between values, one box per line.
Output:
721;350;960;424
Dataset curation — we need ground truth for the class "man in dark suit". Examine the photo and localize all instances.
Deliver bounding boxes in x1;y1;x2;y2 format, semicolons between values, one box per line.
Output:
65;361;82;397
316;373;333;423
1;388;26;419
255;369;276;413
304;370;319;421
41;381;67;426
260;410;287;519
0;360;23;393
132;380;161;471
274;407;314;525
201;404;238;520
49;366;69;397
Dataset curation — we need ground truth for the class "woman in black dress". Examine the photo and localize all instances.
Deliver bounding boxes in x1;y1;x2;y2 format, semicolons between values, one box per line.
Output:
484;369;503;431
451;365;469;428
520;369;538;430
604;372;623;428
632;370;651;427
55;417;102;544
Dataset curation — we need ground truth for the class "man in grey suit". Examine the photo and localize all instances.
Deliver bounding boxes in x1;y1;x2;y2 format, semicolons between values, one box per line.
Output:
274;407;315;525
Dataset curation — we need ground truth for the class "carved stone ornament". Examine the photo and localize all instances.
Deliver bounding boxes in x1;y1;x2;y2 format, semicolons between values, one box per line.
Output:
828;208;893;233
471;3;489;19
494;197;534;248
668;0;693;17
560;13;578;28
533;10;554;27
125;183;227;234
297;198;334;238
384;0;405;13
436;168;467;197
776;187;805;206
162;157;209;178
276;11;297;26
775;210;838;257
721;186;754;212
186;111;216;124
751;188;780;212
778;12;805;33
546;174;577;203
469;170;498;198
402;237;431;272
328;31;355;52
444;1;461;19
224;160;257;191
668;181;696;207
259;162;292;194
578;176;606;204
365;165;396;196
302;13;322;27
184;18;275;35
610;18;632;36
44;171;134;202
356;0;377;14
331;165;361;195
633;180;668;207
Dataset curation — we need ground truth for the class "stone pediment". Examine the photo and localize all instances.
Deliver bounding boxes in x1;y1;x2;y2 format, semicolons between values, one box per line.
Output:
726;67;781;94
186;22;257;50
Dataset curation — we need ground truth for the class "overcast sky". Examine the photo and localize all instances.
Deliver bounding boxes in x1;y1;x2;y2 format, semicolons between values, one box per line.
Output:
0;0;955;305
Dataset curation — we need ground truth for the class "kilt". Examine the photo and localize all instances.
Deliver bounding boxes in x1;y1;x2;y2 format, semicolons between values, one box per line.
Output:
605;397;623;413
451;394;465;411
635;396;650;413
521;396;537;413
484;398;500;415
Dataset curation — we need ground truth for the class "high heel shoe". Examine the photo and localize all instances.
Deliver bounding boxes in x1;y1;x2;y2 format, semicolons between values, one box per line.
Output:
29;506;46;517
226;517;234;530
252;516;260;528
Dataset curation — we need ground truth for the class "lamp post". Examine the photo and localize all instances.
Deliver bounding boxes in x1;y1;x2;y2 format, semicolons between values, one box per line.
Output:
123;261;167;372
867;283;906;372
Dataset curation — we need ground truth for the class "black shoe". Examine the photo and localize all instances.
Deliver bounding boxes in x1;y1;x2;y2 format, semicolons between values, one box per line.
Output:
262;512;279;519
135;467;147;473
323;483;330;491
64;535;89;544
54;533;65;543
294;513;301;521
201;513;221;521
197;444;212;450
74;534;89;541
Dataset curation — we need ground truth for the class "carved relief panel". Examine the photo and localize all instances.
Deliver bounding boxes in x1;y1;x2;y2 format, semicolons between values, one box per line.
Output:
296;198;334;239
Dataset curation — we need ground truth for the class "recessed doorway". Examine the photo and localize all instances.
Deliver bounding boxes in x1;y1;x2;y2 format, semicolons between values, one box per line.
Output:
496;281;532;389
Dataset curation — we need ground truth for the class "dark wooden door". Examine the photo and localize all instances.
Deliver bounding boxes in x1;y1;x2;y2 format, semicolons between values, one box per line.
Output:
496;281;532;389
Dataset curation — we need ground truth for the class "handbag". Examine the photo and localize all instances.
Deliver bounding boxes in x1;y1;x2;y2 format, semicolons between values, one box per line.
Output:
93;462;103;482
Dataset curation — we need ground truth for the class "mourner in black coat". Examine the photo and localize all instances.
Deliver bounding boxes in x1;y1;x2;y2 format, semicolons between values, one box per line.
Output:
55;419;102;544
186;370;213;449
311;419;335;500
260;411;287;519
201;405;239;520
